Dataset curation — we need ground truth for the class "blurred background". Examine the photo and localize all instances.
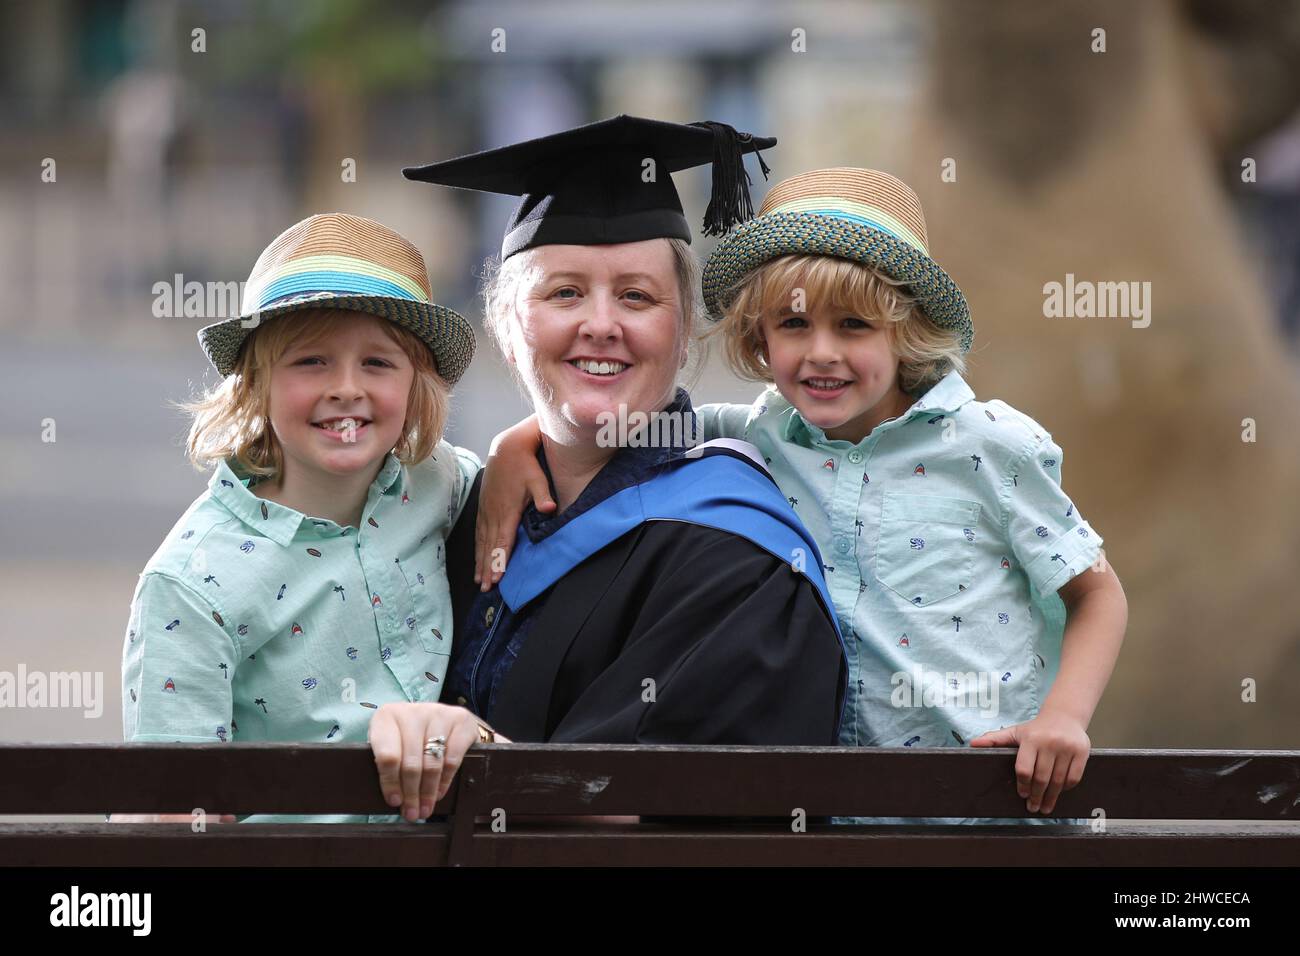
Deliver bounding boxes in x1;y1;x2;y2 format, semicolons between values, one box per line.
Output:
1;0;1298;753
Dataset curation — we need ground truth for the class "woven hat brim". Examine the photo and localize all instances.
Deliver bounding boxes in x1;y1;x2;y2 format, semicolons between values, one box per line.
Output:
701;211;973;353
196;292;476;385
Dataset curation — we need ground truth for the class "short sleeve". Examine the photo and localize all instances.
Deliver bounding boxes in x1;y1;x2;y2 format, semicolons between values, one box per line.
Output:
122;573;240;743
1002;436;1103;596
694;403;751;442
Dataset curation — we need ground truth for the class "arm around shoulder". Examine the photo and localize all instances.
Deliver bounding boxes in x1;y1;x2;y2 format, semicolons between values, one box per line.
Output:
693;402;753;442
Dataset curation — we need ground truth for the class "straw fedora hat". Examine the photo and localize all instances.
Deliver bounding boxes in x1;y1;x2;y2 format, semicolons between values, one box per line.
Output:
701;167;972;352
198;213;475;384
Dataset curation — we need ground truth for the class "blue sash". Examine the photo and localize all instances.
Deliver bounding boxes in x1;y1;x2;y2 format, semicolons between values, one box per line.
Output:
498;447;848;735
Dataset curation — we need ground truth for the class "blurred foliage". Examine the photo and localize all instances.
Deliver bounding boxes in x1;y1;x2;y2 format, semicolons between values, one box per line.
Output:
202;0;445;91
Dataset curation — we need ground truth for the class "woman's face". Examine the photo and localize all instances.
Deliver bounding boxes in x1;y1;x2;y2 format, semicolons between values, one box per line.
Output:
505;239;685;441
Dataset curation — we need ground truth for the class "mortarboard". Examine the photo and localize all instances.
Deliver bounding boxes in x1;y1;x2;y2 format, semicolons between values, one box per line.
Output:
402;114;774;259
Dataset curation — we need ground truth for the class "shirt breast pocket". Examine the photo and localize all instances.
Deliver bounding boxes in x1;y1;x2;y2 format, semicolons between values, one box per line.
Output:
874;492;981;607
395;558;453;656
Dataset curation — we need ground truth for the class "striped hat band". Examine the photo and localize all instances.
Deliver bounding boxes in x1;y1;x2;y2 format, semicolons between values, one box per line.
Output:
757;167;931;256
246;254;432;313
197;212;477;384
244;214;433;312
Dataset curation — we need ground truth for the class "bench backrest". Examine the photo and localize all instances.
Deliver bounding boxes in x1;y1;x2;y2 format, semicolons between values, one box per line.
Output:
2;745;1297;866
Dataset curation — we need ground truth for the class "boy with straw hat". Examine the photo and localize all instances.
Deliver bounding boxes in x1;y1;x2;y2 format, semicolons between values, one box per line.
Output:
118;213;482;823
694;167;1128;822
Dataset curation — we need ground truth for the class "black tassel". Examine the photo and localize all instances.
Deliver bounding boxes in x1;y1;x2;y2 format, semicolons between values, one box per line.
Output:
690;121;771;237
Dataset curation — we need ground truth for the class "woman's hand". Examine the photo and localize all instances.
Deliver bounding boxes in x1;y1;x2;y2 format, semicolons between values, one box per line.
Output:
476;415;553;592
368;702;510;822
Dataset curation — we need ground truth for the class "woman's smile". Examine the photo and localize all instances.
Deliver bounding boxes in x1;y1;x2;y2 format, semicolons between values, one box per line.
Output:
565;356;634;382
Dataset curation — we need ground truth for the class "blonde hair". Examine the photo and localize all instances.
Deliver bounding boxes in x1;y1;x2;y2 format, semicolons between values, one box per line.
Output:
177;309;450;477
479;237;704;387
707;254;966;395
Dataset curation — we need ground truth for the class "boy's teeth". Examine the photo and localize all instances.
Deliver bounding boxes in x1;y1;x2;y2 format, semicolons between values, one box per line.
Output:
319;418;363;431
572;359;626;376
807;378;848;389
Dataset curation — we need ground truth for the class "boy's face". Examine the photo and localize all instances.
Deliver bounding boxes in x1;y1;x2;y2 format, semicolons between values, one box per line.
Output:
760;297;912;444
266;313;414;481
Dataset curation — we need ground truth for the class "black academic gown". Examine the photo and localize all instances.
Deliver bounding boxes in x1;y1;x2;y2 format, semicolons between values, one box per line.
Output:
446;471;846;745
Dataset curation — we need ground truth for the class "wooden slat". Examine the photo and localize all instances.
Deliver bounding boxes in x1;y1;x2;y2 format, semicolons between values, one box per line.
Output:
0;823;450;866
1;745;1297;819
470;746;1300;820
0;743;455;816
1;822;1296;867
465;823;1300;867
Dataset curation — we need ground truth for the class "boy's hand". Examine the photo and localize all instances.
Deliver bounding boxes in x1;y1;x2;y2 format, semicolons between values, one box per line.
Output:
969;711;1090;815
476;416;553;592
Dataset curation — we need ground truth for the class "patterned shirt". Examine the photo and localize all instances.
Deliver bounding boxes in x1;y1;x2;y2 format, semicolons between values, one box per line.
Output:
122;443;479;822
696;370;1103;759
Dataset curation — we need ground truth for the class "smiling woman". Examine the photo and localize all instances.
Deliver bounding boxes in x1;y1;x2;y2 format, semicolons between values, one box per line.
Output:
362;116;848;823
482;235;702;398
495;240;688;459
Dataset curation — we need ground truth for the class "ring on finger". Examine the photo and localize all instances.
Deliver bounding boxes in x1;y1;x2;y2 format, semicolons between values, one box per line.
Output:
424;735;447;760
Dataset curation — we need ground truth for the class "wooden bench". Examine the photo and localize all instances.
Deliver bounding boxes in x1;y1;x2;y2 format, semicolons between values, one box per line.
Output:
1;744;1297;866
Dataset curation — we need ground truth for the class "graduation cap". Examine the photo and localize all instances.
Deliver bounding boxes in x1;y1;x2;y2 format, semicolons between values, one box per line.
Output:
403;114;774;259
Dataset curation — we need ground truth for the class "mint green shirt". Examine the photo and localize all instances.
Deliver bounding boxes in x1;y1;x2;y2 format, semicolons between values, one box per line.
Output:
122;443;479;823
697;371;1103;760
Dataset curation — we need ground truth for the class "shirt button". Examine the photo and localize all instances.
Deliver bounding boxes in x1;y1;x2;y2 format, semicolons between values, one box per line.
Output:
835;537;851;555
847;450;863;464
456;696;467;707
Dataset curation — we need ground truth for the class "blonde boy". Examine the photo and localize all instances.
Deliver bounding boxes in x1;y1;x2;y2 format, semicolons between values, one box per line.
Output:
695;168;1127;820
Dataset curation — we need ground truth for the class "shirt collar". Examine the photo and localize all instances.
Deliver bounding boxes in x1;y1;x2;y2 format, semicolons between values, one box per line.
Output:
210;452;405;547
782;370;976;447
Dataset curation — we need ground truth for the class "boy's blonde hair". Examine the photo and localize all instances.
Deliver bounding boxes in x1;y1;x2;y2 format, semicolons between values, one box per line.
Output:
177;309;449;478
707;254;966;395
